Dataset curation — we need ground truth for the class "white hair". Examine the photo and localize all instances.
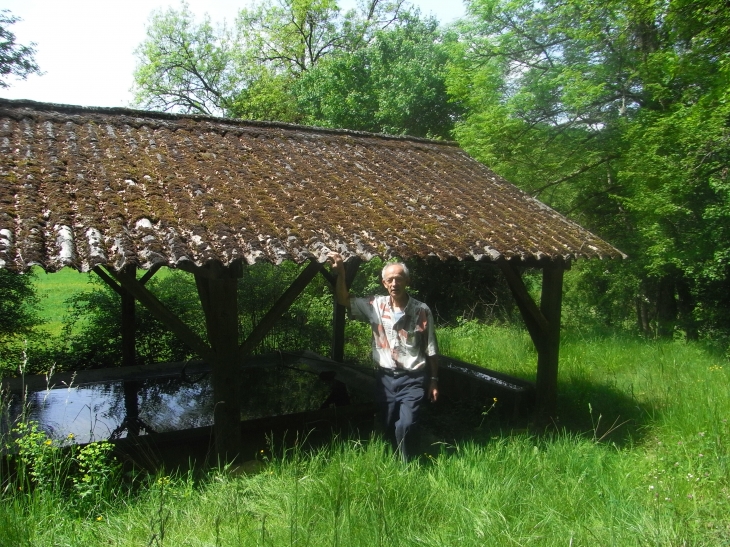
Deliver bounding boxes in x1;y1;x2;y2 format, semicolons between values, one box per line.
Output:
382;261;410;281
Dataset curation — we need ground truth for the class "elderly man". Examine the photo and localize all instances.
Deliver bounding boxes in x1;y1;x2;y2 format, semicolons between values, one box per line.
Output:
328;252;438;461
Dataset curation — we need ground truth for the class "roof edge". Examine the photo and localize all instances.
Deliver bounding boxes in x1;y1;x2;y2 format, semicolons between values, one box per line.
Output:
0;97;459;147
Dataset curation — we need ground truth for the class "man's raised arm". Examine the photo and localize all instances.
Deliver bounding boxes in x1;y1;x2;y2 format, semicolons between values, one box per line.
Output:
328;252;351;308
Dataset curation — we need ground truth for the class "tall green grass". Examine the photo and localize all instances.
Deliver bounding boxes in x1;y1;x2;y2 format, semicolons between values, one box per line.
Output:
2;325;729;546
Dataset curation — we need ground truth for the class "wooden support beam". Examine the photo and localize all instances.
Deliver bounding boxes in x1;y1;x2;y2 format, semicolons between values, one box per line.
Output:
239;259;323;356
332;257;361;362
535;263;564;421
102;265;215;363
498;260;548;350
93;265;123;296
498;259;566;424
139;262;163;285
194;261;242;462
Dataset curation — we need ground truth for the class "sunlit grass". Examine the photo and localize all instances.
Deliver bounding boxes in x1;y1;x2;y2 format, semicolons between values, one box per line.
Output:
31;266;94;336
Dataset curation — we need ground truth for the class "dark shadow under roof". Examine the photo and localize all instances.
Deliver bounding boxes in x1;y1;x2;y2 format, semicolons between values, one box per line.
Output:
0;98;624;273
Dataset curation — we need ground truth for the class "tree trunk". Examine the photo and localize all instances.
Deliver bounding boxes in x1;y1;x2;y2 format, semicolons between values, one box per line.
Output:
656;275;678;338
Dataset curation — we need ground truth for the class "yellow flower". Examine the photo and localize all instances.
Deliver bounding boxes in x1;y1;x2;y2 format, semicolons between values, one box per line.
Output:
96;516;103;521
493;397;498;403
44;440;52;446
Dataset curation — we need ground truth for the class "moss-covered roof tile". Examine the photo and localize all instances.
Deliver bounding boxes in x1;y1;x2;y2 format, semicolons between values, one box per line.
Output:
0;99;625;272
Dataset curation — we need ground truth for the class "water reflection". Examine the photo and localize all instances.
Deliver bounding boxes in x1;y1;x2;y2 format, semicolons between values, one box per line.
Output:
8;365;355;445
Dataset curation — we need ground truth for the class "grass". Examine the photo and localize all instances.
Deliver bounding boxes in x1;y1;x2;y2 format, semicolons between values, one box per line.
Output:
2;321;729;545
30;267;95;337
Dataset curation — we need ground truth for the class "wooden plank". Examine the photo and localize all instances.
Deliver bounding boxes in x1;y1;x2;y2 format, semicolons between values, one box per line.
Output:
139;262;163;286
239;260;323;356
332;257;361;362
535;263;565;421
103;265;215;363
498;260;548;349
93;265;123;296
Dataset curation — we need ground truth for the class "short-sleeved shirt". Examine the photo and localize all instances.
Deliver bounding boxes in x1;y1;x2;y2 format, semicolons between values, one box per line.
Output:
350;294;438;372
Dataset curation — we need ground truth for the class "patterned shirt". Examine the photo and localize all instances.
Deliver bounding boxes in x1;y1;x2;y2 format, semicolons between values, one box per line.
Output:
350;294;438;372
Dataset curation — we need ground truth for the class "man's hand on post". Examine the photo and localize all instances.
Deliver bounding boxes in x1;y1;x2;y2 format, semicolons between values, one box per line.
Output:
327;252;350;308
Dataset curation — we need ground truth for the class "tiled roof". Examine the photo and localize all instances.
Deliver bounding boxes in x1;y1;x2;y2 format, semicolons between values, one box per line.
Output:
0;99;624;273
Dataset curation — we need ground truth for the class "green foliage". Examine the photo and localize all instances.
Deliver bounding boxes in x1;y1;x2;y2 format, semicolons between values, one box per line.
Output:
12;421;73;497
71;440;120;516
132;0;456;137
133;0;416;122
451;0;730;339
132;2;241;116
11;421;120;518
295;13;458;138
0;270;40;376
0;269;38;340
0;10;41;89
47;269;202;371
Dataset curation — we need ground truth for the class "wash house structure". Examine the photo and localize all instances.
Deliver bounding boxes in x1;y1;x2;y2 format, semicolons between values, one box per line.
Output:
0;99;624;460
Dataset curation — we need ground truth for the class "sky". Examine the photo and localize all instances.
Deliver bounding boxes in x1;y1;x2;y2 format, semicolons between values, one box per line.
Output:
0;0;467;109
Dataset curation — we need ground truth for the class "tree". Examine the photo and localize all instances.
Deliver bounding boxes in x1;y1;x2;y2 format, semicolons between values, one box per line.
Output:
294;13;458;138
0;269;39;375
450;0;730;338
0;10;41;88
132;3;241;116
0;269;38;340
133;0;412;120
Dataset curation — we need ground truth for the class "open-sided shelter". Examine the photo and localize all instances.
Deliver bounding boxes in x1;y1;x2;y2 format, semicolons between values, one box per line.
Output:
0;98;625;459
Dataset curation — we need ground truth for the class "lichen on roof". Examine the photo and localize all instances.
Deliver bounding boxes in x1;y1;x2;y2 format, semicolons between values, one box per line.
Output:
0;98;625;273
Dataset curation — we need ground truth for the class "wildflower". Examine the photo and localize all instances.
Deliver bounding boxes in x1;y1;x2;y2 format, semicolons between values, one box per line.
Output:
44;439;52;446
699;453;704;458
493;397;498;403
96;516;103;522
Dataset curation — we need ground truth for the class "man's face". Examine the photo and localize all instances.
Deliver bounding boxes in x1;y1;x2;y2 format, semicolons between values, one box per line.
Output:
382;265;409;300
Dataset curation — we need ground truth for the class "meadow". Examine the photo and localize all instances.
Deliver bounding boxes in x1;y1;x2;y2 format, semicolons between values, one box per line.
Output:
2;320;729;546
30;267;97;337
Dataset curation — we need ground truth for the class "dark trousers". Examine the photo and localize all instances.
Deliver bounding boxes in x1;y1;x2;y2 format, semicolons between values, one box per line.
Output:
375;369;426;461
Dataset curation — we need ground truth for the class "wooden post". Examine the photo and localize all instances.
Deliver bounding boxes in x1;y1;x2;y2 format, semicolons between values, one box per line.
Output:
332;258;361;362
121;264;136;368
499;260;566;424
120;265;141;436
536;264;564;421
195;262;242;463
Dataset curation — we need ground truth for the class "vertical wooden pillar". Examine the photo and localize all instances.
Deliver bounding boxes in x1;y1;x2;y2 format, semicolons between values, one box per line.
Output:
120;265;141;436
332;258;361;362
120;264;137;367
195;262;242;463
535;264;564;421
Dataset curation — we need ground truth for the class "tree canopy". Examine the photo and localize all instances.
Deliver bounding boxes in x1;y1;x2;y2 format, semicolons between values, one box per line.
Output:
450;0;730;338
0;9;41;89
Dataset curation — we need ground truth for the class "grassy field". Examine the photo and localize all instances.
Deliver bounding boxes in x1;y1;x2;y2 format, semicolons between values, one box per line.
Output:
2;322;729;546
30;267;96;336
